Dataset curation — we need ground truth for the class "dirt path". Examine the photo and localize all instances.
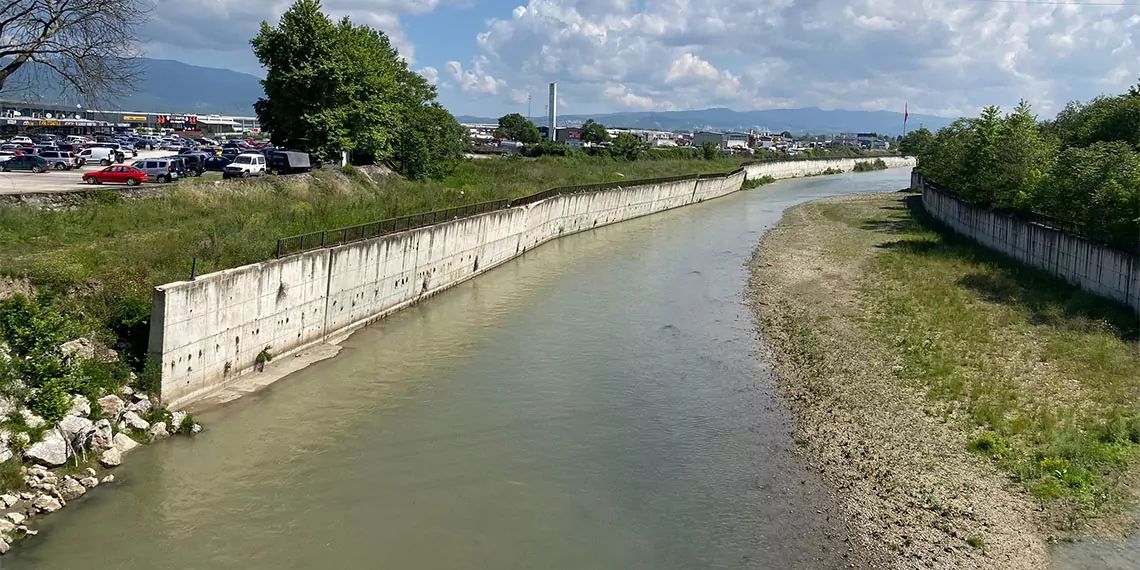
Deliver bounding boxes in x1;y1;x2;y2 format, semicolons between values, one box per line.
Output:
747;193;1050;569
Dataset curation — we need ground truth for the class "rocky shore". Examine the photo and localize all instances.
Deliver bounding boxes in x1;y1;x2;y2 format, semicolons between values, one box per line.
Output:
0;333;201;555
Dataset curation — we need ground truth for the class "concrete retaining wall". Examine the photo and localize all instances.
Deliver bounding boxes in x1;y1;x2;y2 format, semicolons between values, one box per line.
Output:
742;155;914;181
150;157;913;408
920;179;1140;314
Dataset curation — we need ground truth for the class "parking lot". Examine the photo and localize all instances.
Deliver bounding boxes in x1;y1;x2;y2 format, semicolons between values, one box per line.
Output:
0;150;179;195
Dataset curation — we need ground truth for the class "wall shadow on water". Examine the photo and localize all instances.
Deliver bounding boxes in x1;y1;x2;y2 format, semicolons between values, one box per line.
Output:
867;194;1139;343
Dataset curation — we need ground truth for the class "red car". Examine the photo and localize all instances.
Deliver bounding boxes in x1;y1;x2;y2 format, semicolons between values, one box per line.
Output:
83;165;148;186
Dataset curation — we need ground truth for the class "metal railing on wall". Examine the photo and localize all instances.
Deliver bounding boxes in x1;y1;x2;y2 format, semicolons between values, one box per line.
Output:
274;168;746;258
916;173;1139;256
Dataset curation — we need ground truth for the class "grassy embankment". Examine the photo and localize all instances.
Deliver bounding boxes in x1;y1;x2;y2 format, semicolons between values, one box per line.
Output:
0;154;756;360
749;193;1139;568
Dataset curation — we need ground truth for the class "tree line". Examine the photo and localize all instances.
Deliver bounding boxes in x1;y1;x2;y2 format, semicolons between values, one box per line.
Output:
899;85;1139;250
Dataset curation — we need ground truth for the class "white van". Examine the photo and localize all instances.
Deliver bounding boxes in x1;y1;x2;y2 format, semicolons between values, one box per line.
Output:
78;147;118;166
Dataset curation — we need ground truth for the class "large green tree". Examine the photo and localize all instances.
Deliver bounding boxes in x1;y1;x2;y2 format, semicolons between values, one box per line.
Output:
898;127;934;156
251;0;465;178
580;119;610;145
494;113;541;144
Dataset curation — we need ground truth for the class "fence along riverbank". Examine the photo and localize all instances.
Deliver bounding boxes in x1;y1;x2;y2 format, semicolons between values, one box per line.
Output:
149;156;916;409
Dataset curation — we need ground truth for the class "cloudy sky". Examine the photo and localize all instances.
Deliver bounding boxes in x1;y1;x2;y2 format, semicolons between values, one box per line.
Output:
141;0;1138;119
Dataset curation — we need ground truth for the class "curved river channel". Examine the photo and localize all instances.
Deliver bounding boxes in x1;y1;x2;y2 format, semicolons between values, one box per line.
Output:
9;170;912;570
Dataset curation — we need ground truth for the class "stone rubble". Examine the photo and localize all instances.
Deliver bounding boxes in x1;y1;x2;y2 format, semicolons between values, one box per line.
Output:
0;379;201;555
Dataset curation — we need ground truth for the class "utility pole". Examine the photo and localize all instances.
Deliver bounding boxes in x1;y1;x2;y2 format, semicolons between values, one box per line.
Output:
527;94;532;121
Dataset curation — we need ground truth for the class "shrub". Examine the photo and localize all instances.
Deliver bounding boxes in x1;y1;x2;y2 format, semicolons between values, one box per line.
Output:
519;140;573;158
27;377;73;424
177;413;196;434
967;432;1009;457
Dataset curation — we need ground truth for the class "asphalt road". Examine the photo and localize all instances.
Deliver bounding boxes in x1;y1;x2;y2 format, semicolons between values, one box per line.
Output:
0;150;177;195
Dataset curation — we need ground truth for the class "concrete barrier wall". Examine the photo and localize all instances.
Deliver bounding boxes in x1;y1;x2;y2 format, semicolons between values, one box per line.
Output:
921;181;1140;314
150;158;909;408
743;156;914;181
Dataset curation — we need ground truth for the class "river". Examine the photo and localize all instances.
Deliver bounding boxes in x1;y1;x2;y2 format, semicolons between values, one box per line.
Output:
8;170;913;569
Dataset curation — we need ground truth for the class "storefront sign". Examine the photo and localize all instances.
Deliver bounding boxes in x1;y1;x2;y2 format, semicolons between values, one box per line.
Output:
37;120;60;127
123;115;147;122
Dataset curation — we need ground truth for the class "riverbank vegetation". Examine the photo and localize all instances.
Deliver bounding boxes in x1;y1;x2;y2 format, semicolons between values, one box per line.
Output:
900;84;1138;251
749;193;1139;568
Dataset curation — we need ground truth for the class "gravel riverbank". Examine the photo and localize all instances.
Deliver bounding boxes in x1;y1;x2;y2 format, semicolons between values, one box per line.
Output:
746;193;1059;569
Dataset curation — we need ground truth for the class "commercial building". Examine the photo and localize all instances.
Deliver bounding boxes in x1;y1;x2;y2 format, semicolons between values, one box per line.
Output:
691;131;750;150
0;98;260;137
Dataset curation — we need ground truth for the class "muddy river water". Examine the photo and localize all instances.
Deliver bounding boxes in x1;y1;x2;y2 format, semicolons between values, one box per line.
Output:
8;168;1123;569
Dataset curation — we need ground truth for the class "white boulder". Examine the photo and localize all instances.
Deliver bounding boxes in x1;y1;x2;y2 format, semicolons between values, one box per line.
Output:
119;411;149;432
99;447;122;467
24;430;68;466
79;477;99;489
100;474;115;484
190;423;203;435
67;394;91;418
60;337;97;361
4;513;24;525
31;495;61;513
19;410;45;429
170;411;187;432
58;415;93;442
96;394;125;419
0;519;14;534
0;494;18;508
112;433;139;454
147;422;170;442
58;476;85;500
0;537;8;554
0;444;11;464
91;419;114;450
125;394;152;415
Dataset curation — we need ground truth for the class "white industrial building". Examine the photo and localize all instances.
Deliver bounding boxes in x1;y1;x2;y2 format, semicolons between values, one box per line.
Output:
691;131;750;150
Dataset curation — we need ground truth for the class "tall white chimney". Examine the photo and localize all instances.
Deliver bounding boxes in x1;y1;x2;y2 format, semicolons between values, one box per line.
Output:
548;82;557;141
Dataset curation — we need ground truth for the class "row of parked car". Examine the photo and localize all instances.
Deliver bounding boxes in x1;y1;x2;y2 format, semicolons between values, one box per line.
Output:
0;133;139;172
78;149;315;186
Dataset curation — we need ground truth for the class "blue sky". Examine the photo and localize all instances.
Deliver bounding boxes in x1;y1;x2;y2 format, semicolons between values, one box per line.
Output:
141;0;1138;119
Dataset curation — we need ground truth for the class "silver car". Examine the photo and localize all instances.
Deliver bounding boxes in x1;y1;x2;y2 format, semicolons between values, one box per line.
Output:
131;158;180;183
37;150;80;170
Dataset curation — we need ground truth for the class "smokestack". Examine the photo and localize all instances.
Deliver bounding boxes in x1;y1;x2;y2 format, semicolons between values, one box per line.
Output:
548;82;557;141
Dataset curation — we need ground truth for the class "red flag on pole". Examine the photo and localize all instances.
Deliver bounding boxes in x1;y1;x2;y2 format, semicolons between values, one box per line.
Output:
904;102;909;123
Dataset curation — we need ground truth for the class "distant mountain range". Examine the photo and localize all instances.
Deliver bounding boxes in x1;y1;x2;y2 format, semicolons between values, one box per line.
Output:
3;57;954;133
458;107;955;136
3;58;266;116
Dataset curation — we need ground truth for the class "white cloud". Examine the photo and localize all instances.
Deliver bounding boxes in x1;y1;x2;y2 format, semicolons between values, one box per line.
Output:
445;56;507;95
466;0;1138;117
139;0;466;73
419;66;439;85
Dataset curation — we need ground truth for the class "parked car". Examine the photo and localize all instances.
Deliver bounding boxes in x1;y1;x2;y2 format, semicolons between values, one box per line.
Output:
162;156;190;179
78;147;118;166
131;158;180;183
203;156;232;171
37;150;80;170
5;136;32;145
177;153;207;176
1;155;49;173
0;151;18;163
83;165;147;186
222;152;267;178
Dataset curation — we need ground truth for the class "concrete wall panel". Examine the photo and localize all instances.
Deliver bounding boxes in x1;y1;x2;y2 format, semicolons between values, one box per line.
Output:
921;182;1139;314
